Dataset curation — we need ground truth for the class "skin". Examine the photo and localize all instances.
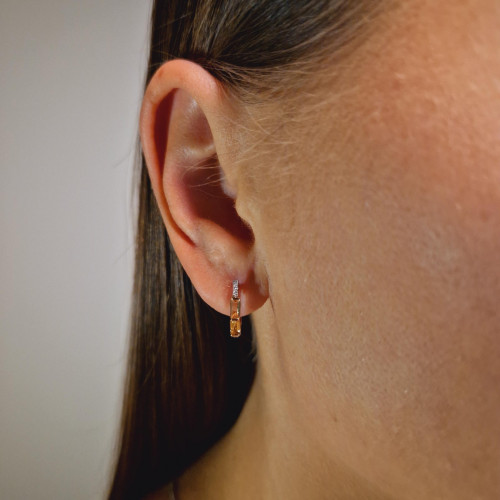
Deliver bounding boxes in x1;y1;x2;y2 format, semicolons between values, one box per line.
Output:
140;1;500;498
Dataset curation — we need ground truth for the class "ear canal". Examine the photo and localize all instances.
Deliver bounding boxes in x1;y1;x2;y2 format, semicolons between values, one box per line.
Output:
180;155;253;245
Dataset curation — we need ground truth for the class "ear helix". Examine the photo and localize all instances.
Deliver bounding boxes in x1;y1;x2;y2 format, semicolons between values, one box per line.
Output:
229;279;241;338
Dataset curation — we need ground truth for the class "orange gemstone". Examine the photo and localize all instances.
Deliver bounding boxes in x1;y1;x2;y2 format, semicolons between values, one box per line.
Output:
230;297;241;337
230;317;241;337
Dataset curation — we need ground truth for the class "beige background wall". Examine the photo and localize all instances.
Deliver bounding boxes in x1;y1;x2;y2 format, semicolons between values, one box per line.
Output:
0;1;151;498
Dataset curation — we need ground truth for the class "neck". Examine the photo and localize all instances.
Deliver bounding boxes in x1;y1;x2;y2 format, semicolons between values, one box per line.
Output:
175;300;391;500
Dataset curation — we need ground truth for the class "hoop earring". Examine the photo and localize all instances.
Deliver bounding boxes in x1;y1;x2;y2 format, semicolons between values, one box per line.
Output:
230;279;241;338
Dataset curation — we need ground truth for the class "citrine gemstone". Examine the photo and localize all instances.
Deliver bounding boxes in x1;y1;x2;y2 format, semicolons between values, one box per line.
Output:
230;297;241;337
230;317;241;337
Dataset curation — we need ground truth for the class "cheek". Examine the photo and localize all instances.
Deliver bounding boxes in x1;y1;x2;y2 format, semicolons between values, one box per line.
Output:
347;0;500;421
262;2;500;497
274;142;500;497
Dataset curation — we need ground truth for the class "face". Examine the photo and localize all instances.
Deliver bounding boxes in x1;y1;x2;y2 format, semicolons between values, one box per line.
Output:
244;0;500;498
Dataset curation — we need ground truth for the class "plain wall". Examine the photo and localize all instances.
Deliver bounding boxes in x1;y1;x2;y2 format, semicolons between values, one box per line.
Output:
0;1;151;498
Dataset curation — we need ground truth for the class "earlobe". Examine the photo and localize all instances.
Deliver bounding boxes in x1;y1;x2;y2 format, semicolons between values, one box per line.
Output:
139;60;268;317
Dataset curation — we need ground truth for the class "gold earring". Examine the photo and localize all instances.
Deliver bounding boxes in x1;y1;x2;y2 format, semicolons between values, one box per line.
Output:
229;279;241;338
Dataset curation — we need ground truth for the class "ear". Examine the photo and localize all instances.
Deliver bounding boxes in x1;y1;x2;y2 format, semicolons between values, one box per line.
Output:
139;59;268;317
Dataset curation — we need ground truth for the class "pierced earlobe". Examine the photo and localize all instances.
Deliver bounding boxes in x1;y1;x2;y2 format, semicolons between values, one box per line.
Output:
229;279;241;338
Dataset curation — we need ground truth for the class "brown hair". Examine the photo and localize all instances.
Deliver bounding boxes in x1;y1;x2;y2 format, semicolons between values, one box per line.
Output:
108;1;385;498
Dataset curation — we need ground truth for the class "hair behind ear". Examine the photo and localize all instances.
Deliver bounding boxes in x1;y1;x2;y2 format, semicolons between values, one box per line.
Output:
108;154;255;500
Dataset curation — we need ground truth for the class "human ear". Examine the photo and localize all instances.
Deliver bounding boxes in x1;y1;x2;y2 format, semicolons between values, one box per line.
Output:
139;59;268;316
